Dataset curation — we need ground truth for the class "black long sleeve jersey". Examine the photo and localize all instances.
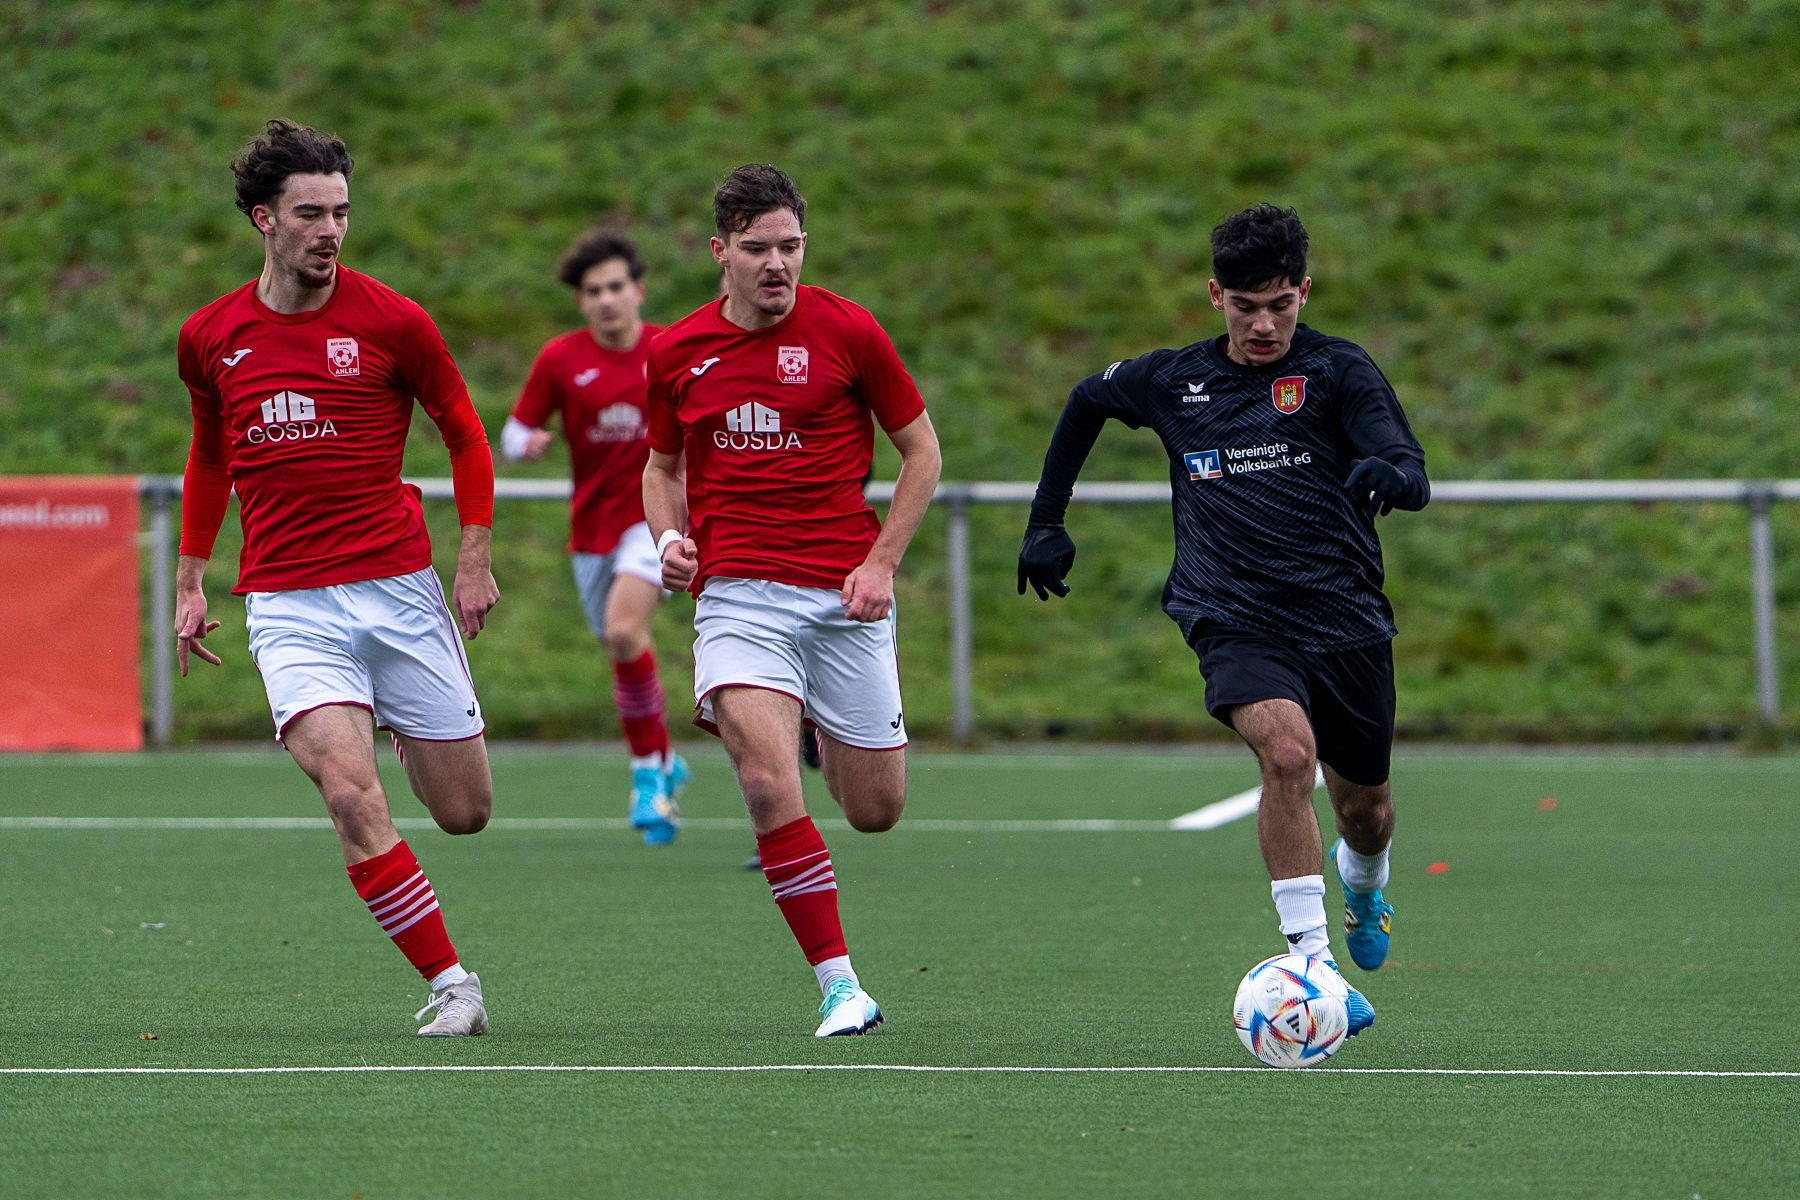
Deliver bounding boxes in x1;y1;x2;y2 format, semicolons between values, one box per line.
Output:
1031;326;1428;653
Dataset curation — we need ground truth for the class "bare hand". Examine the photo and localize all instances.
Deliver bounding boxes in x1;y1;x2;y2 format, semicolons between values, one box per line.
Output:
521;428;555;461
841;561;895;623
174;590;222;677
452;565;500;638
660;538;699;592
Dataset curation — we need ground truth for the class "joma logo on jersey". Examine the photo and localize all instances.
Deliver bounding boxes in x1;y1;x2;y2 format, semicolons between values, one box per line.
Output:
587;402;645;444
327;338;360;377
573;367;601;387
1272;375;1306;415
777;345;808;384
248;391;338;445
715;402;801;451
1184;449;1223;481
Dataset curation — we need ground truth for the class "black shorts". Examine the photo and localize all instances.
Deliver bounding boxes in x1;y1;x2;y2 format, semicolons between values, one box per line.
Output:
1188;626;1396;786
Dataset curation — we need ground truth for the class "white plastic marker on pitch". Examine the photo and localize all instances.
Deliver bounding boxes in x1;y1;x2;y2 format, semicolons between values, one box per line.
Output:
1168;766;1325;831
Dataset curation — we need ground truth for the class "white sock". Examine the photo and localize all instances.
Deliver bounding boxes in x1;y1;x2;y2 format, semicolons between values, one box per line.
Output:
629;753;662;772
813;955;859;996
1271;875;1331;959
428;964;469;992
1335;840;1390;893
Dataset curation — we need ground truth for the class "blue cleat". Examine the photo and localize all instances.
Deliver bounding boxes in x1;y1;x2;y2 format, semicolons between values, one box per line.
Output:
1330;838;1394;971
629;761;680;846
1326;960;1376;1037
665;753;691;800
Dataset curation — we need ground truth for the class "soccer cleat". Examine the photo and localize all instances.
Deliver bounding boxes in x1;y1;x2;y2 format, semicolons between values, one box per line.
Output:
665;753;691;800
415;972;489;1037
814;978;883;1037
629;761;680;847
1325;960;1376;1037
1330;838;1394;971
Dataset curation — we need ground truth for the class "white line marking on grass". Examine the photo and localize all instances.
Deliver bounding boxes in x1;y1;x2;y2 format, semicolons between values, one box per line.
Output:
1170;766;1324;831
0;816;1178;834
4;1065;1796;1078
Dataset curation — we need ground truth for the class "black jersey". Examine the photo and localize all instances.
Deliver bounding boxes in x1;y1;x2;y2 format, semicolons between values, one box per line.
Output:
1042;326;1427;652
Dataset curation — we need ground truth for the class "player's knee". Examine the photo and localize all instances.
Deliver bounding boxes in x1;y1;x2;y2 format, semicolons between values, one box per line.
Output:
734;763;792;812
1261;739;1316;792
431;787;491;835
321;780;388;833
844;786;905;833
603;628;646;661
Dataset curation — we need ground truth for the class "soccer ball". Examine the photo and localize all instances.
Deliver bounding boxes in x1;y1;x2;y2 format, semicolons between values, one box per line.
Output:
1232;953;1350;1069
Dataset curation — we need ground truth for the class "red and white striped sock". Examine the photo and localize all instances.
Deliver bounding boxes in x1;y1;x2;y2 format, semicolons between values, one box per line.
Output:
347;840;461;983
757;816;848;965
612;650;670;761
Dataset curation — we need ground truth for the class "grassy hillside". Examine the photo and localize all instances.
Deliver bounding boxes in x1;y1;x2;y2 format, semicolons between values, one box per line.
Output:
3;1;1797;741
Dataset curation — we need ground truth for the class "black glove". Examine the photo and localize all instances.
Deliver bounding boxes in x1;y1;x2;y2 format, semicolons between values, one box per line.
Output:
1017;524;1077;600
1345;457;1419;517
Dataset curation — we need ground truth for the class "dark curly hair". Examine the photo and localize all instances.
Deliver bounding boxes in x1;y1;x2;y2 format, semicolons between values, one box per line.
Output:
231;119;353;228
1210;204;1308;291
556;228;645;288
712;164;806;237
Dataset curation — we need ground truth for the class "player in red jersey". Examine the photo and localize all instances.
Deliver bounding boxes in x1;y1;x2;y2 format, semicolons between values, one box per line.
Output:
174;119;497;1036
501;229;689;846
644;165;942;1036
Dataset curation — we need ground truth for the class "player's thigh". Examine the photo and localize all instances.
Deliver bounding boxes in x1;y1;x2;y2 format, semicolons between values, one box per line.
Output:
571;551;617;640
818;735;907;831
1307;641;1395;788
281;703;383;805
353;569;486;741
713;686;807;831
693;578;807;729
797;601;907;751
394;732;494;831
245;586;374;739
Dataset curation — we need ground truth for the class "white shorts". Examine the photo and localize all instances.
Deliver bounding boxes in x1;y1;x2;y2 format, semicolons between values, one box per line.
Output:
693;577;906;751
245;567;484;742
571;521;664;639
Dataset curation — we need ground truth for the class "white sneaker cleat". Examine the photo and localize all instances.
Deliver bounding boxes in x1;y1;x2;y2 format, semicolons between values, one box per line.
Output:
415;972;489;1037
814;977;883;1038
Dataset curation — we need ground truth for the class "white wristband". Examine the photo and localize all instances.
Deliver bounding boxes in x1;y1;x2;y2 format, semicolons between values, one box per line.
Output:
655;529;685;558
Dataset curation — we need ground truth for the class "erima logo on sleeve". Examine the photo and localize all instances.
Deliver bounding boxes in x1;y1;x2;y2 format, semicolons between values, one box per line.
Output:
1184;449;1222;480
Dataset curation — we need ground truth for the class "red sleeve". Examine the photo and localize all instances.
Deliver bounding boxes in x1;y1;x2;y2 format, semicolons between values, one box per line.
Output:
400;303;495;528
856;312;926;432
645;338;683;455
176;325;233;558
510;342;561;429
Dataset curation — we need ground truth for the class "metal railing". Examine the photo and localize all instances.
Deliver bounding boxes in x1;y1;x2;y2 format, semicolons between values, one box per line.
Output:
141;477;1800;745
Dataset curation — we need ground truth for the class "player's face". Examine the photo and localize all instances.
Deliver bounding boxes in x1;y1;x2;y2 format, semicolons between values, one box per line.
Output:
576;257;645;347
711;209;805;328
1210;276;1311;366
255;172;349;291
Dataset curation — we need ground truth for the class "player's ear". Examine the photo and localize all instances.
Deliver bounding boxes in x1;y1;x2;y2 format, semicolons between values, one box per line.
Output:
252;205;275;236
1207;279;1225;310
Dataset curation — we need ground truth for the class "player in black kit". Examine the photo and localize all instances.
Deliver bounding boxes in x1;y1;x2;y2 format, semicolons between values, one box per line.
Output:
1017;204;1428;1038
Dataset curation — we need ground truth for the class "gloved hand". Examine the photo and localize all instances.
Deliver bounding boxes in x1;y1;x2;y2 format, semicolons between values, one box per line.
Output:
1345;457;1421;517
1017;524;1077;600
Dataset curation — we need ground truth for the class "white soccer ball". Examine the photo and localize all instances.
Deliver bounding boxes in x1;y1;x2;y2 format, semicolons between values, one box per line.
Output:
1232;953;1350;1069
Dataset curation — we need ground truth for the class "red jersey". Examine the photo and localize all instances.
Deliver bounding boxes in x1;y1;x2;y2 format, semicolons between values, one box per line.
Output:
177;266;492;593
646;285;926;593
509;325;660;554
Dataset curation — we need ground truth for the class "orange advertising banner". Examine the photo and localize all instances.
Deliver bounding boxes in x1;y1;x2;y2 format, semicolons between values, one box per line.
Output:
0;476;143;751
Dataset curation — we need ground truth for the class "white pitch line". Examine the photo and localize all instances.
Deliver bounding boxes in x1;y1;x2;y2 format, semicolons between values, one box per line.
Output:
0;816;1177;834
1169;766;1324;831
3;1064;1795;1079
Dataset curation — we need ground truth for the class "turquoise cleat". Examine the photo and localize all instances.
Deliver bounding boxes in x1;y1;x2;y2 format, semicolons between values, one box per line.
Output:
629;761;680;846
1330;838;1394;971
815;977;883;1037
1326;959;1376;1037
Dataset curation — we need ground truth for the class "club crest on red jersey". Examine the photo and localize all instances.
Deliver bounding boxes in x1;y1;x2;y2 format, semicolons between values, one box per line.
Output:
327;337;361;377
1272;375;1306;415
777;345;809;384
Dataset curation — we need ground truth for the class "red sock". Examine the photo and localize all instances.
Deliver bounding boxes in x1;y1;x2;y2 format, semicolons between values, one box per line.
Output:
347;840;460;982
612;650;670;759
757;816;848;964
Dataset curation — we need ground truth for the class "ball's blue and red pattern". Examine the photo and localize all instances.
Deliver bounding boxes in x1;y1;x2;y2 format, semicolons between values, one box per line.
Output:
1232;953;1350;1068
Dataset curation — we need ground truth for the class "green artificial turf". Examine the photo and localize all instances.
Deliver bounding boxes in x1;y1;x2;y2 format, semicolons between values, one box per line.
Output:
2;746;1796;1197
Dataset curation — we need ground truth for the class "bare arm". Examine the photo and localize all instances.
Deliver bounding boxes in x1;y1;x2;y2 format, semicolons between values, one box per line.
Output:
451;524;499;638
643;447;696;591
842;410;942;622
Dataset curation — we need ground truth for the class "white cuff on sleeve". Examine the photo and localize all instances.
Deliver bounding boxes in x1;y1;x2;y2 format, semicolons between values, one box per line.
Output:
499;417;538;461
655;529;684;558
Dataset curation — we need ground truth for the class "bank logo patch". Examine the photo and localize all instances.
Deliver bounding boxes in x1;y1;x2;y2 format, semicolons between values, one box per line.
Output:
1272;375;1306;415
327;337;360;377
777;345;809;384
1184;449;1222;481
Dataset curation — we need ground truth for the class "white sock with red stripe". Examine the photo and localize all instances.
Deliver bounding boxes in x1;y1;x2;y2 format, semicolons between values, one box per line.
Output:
346;839;463;983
